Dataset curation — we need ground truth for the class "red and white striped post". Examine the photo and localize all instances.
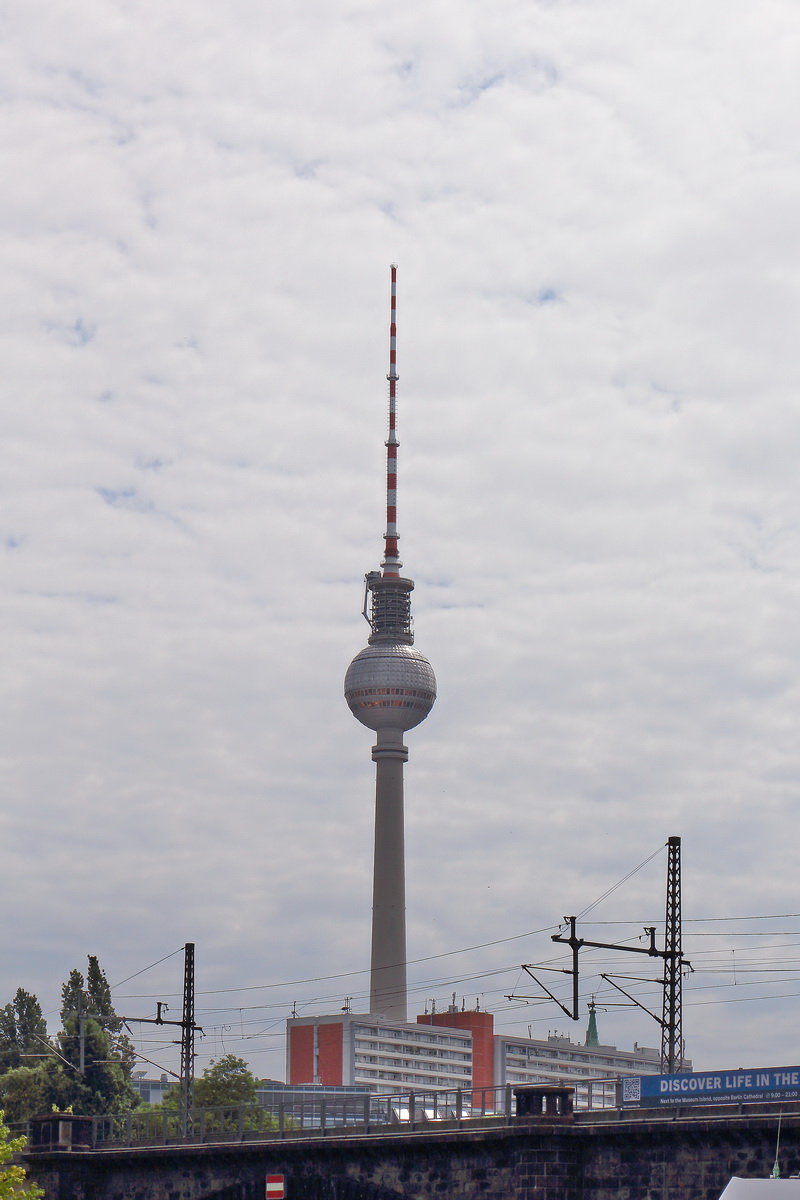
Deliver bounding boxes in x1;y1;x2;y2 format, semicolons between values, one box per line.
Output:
383;263;400;578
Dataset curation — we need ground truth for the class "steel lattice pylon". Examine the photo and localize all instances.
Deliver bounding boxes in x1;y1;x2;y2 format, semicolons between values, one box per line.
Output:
180;942;195;1129
517;838;690;1073
661;837;682;1073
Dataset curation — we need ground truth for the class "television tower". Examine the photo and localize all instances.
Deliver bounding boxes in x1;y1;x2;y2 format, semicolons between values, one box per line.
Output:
344;265;437;1022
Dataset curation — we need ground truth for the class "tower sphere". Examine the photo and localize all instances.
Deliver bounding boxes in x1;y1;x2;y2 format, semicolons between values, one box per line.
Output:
344;642;436;732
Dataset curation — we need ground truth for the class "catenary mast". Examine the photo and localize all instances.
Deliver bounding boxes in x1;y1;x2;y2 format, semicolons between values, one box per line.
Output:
344;265;437;1021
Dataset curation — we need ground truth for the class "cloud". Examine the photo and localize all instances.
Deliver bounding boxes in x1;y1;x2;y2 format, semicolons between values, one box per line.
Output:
1;0;800;1078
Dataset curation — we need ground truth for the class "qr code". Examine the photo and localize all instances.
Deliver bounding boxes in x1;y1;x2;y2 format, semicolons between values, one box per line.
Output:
622;1077;641;1102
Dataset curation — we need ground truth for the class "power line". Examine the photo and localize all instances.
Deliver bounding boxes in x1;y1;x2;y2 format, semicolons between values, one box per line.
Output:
583;914;800;925
193;962;520;1018
110;947;185;990
118;925;559;1000
113;913;800;1006
576;844;666;921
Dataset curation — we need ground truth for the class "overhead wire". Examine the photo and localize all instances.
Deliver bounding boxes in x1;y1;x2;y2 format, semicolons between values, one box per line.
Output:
110;947;186;990
575;843;666;921
113;911;800;1011
117;925;559;1001
582;914;800;925
109;902;800;1073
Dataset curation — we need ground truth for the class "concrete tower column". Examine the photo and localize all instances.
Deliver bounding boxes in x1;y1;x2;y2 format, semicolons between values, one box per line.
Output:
370;729;409;1020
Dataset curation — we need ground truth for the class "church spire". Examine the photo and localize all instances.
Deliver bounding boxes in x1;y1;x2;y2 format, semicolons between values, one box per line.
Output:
585;998;600;1047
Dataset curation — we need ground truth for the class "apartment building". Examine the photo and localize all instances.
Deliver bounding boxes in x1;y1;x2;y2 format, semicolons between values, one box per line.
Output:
287;1006;684;1104
286;1012;472;1094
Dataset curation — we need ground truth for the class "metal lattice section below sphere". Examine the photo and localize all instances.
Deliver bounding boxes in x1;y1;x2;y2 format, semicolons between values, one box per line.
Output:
344;642;437;732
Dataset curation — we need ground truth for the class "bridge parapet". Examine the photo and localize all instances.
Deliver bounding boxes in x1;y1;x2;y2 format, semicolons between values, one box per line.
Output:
514;1084;575;1119
80;1080;618;1151
22;1103;800;1200
29;1113;93;1152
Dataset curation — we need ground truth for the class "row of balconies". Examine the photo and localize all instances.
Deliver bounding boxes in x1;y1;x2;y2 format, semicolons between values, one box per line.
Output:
354;1027;470;1048
355;1041;470;1062
505;1047;658;1074
354;1067;464;1087
355;1053;470;1075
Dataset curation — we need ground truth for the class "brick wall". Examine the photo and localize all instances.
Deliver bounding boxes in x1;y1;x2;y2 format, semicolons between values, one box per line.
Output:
287;1025;315;1084
317;1024;343;1087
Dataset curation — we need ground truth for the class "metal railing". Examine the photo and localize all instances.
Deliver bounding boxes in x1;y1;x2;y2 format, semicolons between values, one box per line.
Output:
89;1078;621;1149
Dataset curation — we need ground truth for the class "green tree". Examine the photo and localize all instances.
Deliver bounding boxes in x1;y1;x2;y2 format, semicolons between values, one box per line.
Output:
0;1109;43;1200
193;1056;259;1108
162;1056;277;1133
59;970;87;1028
58;1014;138;1116
164;1055;259;1109
0;959;140;1120
0;991;49;1074
0;1069;48;1126
0;1059;81;1126
84;957;135;1075
56;958;139;1116
0;1028;135;1123
85;957;112;1016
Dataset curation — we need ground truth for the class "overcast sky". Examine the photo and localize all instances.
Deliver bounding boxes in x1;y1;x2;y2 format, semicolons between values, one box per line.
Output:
3;0;800;1084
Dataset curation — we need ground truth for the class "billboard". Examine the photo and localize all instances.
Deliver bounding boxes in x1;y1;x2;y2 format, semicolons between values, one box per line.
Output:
622;1066;800;1108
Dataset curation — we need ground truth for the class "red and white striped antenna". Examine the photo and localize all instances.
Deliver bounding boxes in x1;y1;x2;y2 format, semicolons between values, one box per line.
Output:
382;263;401;577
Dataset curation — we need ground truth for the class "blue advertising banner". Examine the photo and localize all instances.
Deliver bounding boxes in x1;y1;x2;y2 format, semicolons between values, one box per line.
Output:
621;1066;800;1108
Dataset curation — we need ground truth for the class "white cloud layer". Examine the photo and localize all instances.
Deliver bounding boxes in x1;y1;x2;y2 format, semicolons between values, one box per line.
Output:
3;0;800;1079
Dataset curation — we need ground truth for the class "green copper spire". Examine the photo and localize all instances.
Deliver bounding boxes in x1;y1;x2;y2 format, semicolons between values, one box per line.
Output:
585;999;600;1047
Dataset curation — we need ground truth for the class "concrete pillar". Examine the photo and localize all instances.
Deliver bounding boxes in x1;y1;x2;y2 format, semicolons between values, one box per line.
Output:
369;727;408;1020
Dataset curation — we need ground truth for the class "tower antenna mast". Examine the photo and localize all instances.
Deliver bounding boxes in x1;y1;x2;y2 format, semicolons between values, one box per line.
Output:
384;263;400;576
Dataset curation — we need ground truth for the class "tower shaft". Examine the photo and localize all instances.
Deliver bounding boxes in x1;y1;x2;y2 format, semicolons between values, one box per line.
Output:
369;730;409;1020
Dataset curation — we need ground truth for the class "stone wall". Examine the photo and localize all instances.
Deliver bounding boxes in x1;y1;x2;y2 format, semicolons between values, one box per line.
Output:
581;1116;800;1200
23;1106;800;1200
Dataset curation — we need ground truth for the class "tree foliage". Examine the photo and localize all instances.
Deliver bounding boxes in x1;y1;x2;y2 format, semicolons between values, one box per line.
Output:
0;991;49;1074
0;1069;51;1128
161;1055;277;1132
0;957;140;1121
58;1014;137;1116
194;1056;259;1108
59;970;86;1028
163;1055;259;1109
60;958;136;1081
0;1110;43;1200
